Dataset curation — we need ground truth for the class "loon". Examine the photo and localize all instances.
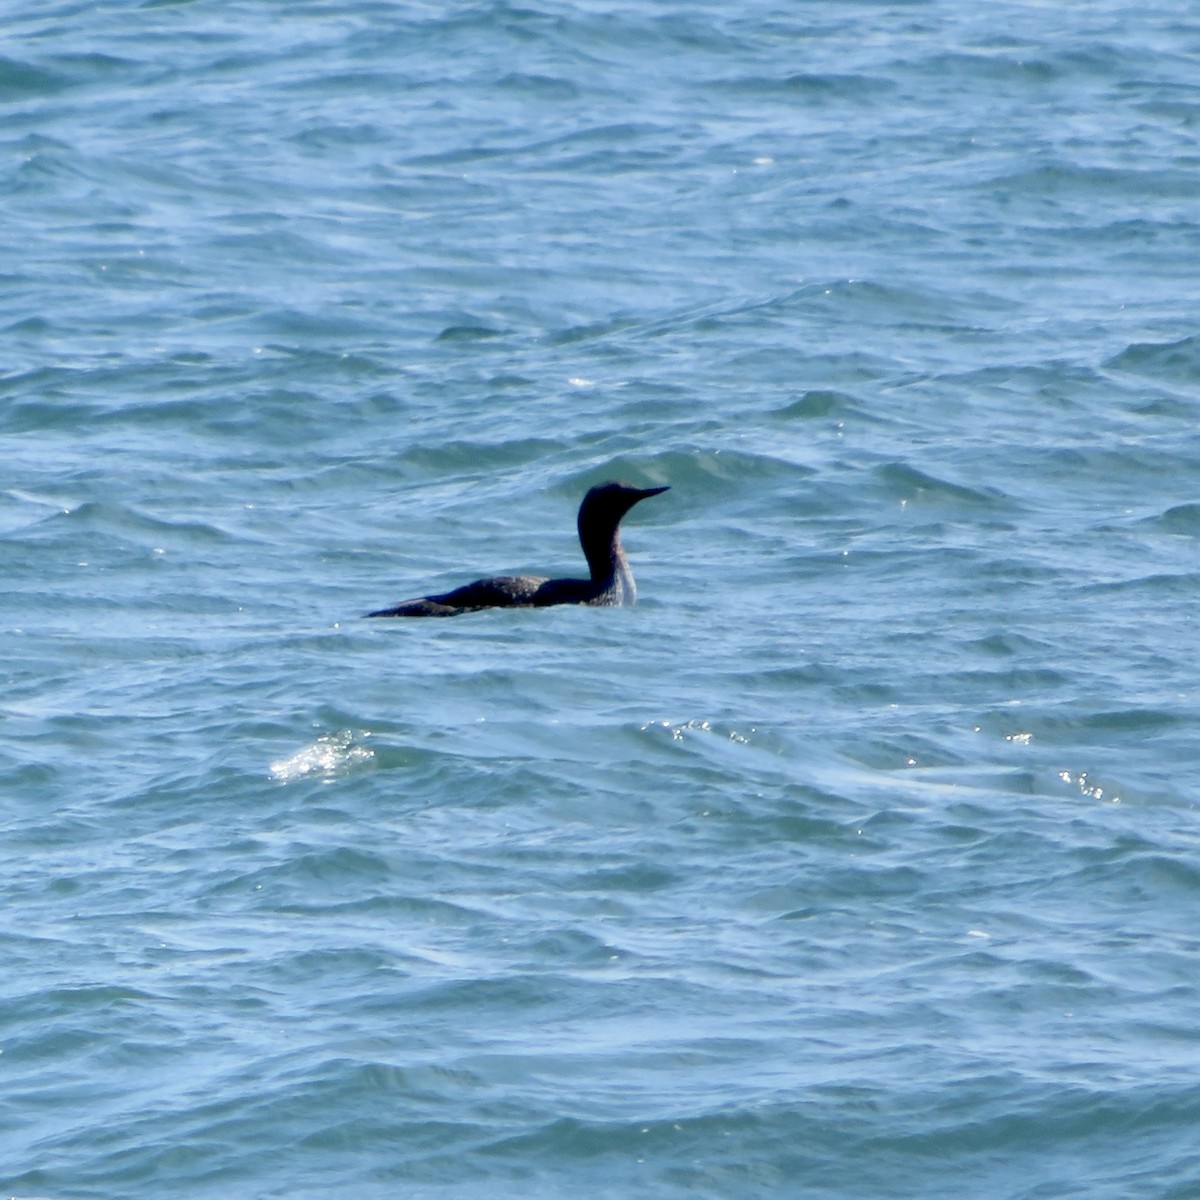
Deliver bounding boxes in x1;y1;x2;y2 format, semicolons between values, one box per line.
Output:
365;481;668;617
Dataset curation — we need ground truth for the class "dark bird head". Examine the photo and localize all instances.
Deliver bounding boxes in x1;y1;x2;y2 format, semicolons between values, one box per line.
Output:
578;480;672;528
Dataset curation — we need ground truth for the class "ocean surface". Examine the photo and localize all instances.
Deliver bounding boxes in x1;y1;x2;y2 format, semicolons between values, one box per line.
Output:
4;1;1200;1196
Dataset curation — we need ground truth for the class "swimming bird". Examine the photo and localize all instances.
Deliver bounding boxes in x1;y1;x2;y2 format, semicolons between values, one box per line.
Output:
365;481;669;617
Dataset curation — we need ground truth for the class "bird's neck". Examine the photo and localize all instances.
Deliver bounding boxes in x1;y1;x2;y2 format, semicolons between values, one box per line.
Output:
581;527;624;583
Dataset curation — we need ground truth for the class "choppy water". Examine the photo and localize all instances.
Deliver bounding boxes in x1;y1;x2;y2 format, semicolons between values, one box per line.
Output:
4;2;1200;1196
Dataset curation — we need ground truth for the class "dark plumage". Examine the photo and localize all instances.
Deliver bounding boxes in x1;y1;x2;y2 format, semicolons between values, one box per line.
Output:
365;481;668;618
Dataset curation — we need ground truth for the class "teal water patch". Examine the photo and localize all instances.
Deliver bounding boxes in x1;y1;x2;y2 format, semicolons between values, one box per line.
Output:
4;1;1200;1197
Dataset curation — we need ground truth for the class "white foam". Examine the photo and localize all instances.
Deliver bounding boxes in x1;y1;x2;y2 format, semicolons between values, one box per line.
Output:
270;731;374;782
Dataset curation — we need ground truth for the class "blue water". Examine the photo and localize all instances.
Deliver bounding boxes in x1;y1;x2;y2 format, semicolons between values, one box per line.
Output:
4;2;1200;1196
